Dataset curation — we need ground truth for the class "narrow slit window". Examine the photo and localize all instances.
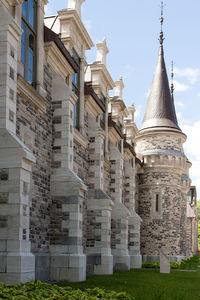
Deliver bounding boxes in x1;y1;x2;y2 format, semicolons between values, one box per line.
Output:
156;194;159;212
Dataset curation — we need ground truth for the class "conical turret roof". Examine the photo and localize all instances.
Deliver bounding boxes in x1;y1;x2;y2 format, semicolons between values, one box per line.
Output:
140;45;181;133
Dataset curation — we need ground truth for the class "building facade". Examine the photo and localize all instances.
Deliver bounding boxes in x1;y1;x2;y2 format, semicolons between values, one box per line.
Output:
0;0;197;284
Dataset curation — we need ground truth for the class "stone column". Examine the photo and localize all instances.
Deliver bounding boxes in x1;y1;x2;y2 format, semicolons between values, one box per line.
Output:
50;73;87;282
110;144;130;270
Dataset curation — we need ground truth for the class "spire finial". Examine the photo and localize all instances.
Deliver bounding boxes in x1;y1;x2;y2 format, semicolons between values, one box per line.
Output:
171;60;175;95
159;1;165;45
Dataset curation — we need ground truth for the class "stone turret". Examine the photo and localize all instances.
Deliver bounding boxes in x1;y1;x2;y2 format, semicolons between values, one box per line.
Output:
136;24;192;261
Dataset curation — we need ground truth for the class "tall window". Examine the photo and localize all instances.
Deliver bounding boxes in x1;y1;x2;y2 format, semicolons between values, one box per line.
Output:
72;49;80;130
100;113;105;130
100;92;106;105
21;0;37;86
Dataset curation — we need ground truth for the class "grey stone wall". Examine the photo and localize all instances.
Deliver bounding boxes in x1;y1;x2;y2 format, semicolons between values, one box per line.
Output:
73;142;89;183
138;170;188;258
16;64;52;279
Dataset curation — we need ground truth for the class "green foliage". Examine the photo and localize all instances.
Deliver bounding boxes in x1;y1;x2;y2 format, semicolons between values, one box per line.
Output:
142;262;160;269
179;255;200;270
142;255;200;270
197;200;200;248
169;261;180;269
0;281;134;300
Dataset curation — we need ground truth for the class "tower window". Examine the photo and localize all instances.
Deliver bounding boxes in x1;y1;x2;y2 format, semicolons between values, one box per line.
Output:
156;194;159;212
21;0;37;86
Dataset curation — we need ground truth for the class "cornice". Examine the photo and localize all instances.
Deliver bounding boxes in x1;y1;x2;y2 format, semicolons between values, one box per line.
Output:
124;122;139;137
89;63;115;91
58;9;93;50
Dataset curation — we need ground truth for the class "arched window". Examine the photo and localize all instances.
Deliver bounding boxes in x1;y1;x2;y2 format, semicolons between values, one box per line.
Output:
21;0;37;86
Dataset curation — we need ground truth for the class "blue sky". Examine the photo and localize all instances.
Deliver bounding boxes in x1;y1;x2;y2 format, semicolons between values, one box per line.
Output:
46;0;200;197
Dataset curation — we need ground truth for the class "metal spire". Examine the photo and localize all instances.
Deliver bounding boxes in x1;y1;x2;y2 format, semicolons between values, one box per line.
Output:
140;2;181;133
159;1;165;45
171;61;175;95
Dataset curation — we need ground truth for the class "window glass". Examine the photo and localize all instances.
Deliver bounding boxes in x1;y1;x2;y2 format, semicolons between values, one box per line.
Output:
21;0;36;86
72;49;80;130
28;0;35;28
22;1;27;20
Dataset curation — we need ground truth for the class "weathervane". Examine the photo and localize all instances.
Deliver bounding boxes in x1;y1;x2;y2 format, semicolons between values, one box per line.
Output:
171;61;175;95
159;1;165;45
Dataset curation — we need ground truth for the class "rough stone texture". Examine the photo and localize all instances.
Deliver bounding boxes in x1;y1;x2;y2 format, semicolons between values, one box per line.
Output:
136;134;184;153
16;63;52;279
136;130;192;261
73;142;89;183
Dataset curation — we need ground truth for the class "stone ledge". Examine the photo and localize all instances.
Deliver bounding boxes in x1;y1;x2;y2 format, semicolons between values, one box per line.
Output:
17;75;49;114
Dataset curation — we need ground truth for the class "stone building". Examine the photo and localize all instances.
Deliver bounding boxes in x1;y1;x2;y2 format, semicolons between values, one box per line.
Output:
0;0;197;284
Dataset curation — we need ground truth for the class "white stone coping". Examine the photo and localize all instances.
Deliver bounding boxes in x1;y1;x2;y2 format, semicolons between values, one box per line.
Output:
74;129;88;149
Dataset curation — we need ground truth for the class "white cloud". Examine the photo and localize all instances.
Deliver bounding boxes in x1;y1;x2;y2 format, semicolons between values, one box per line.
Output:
182;121;200;197
135;105;142;119
45;3;55;16
175;101;184;107
173;80;190;92
174;67;200;85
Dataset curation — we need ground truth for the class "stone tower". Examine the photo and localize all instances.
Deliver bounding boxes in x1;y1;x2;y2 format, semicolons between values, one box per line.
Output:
136;17;192;261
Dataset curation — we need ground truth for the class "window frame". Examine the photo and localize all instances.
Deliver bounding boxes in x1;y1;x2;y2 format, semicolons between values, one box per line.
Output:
21;0;37;87
72;49;81;130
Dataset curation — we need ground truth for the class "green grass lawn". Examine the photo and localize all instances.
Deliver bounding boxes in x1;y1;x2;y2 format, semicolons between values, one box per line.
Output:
61;268;200;300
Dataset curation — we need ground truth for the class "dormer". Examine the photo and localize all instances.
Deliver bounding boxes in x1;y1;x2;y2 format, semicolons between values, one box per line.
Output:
109;76;128;127
58;3;93;56
86;39;115;97
124;104;139;146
